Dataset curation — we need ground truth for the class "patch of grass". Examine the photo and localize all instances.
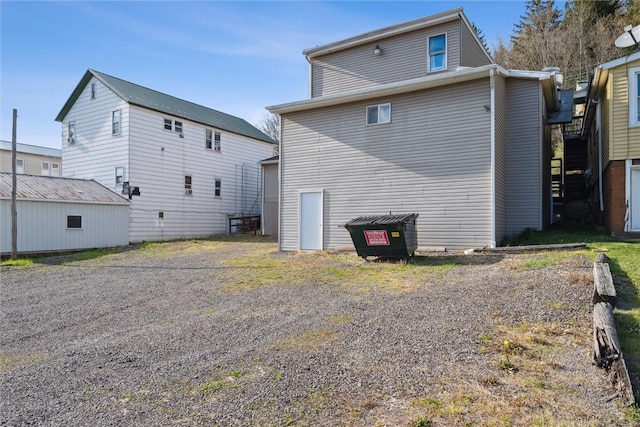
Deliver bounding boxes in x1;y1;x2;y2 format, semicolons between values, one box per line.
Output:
411;416;432;427
327;314;353;324
0;258;35;267
0;352;46;371
277;330;340;351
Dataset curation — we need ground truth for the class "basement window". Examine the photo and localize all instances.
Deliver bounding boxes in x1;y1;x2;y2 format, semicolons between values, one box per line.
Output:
67;215;82;229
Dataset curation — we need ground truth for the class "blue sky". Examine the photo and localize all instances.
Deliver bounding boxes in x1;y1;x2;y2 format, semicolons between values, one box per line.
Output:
1;1;546;149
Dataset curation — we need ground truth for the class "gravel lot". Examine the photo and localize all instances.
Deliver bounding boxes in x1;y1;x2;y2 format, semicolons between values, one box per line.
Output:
0;238;633;426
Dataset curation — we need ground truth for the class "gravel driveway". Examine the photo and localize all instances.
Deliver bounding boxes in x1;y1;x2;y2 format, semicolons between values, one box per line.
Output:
0;238;632;426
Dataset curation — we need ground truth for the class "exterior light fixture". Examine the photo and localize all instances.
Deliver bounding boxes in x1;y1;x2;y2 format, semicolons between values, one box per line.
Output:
374;45;382;56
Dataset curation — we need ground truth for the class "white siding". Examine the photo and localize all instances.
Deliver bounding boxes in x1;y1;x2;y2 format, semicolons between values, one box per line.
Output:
127;106;273;242
1;200;128;254
311;21;462;97
281;79;493;251
505;78;544;236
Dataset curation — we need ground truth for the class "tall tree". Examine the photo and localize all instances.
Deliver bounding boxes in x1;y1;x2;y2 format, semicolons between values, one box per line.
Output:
255;111;280;156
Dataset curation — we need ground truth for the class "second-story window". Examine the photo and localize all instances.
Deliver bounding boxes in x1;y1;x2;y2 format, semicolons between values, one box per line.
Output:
115;166;124;185
214;131;221;151
206;129;213;149
91;83;97;100
185;175;192;195
164;118;173;131
428;34;447;72
366;103;391;125
16;158;24;174
68;122;76;144
112;109;121;135
215;179;221;197
175;121;183;134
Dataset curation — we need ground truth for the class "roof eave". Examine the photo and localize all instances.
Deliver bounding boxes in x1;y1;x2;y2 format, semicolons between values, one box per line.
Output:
55;69;95;122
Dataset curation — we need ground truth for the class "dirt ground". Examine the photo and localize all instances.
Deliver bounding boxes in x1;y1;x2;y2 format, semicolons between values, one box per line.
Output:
0;237;634;426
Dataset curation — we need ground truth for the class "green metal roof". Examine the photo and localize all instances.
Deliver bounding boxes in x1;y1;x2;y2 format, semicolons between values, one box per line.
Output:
55;69;275;144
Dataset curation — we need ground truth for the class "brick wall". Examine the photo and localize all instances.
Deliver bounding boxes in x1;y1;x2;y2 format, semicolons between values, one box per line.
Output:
603;160;640;238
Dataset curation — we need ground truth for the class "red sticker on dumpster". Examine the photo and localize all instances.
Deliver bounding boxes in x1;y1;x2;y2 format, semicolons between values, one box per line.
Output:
363;230;390;246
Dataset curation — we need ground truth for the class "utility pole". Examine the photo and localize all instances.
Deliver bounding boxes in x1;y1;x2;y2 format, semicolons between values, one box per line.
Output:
11;109;18;259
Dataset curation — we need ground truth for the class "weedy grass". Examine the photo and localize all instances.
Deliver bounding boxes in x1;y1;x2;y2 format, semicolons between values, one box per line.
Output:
276;330;340;351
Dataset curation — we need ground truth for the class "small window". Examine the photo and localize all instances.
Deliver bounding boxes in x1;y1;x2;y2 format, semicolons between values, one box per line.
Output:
214;131;221;151
158;211;164;219
428;34;447;72
185;175;192;195
630;67;640;127
366;103;391;125
174;121;183;134
164;118;173;131
205;129;213;149
67;215;82;229
91;83;97;100
115;166;124;185
41;161;50;175
68;122;75;143
112;109;121;135
16;158;24;174
51;163;60;176
215;179;221;197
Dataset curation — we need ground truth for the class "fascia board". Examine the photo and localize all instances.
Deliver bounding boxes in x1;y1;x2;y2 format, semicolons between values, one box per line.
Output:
599;51;640;70
268;65;503;114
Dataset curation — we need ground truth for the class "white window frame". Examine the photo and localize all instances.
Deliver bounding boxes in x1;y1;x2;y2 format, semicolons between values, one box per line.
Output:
214;131;221;151
214;178;221;197
174;121;183;134
164;118;173;131
112;109;121;136
16;158;24;174
629;67;640;127
428;33;447;73
115;166;124;185
51;163;60;176
184;175;192;195
366;103;391;125
205;129;213;149
91;82;97;100
68;121;76;145
41;161;50;175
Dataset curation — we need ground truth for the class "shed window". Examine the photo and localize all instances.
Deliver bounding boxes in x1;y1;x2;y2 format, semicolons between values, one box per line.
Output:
67;215;82;229
112;109;121;135
16;158;24;174
428;34;447;72
366;103;391;125
630;67;640;127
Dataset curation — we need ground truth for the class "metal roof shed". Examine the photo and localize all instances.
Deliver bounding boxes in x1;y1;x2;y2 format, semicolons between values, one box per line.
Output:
0;173;130;255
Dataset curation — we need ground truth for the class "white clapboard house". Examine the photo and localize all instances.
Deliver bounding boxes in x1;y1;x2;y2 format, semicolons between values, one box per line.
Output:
56;69;275;243
268;7;566;251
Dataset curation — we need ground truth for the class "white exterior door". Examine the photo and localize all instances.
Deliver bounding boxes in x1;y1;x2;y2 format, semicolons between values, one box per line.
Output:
299;191;323;250
630;165;640;231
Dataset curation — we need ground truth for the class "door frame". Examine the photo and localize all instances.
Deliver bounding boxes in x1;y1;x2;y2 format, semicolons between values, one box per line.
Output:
298;189;324;250
627;159;640;232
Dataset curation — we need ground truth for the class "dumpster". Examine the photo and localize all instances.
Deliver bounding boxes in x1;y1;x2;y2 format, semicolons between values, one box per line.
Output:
343;213;418;260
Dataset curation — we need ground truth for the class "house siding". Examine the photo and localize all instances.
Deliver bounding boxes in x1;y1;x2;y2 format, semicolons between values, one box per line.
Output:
1;199;128;254
493;74;507;245
610;59;640;161
459;20;492;68
505;78;543;236
310;20;462;98
127;106;273;243
281;78;493;251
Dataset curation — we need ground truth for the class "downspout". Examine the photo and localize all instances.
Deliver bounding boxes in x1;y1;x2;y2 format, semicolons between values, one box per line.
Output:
595;100;604;214
490;68;497;248
277;114;283;251
305;54;312;99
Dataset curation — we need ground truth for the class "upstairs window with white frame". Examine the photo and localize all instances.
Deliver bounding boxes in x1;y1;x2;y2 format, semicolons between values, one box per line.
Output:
112;109;121;135
164;118;173;131
215;178;221;197
68;122;76;145
184;175;192;195
16;158;24;174
174;121;183;134
428;34;447;72
91;82;97;100
206;129;213;149
214;131;221;151
366;103;391;125
630;67;640;127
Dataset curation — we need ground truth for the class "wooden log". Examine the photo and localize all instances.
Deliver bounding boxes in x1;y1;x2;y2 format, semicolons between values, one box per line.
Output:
592;302;635;406
592;260;617;307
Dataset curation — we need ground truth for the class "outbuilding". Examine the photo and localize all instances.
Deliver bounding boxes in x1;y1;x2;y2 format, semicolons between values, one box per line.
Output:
1;173;129;255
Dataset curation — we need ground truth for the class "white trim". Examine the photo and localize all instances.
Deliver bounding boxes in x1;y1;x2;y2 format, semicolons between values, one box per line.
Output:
627;159;640;232
365;103;391;125
298;189;324;251
489;68;496;248
427;32;447;73
629;66;640;127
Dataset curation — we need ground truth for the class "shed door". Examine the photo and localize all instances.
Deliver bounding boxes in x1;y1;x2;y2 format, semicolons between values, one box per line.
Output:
631;166;640;231
300;191;323;250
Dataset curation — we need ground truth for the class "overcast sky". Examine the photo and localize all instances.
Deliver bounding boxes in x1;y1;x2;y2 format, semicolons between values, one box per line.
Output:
1;1;552;149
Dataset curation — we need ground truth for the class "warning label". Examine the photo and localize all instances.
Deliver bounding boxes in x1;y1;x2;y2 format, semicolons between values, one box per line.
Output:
364;230;390;246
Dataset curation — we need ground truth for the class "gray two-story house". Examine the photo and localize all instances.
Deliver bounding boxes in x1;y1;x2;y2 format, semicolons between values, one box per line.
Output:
268;7;562;251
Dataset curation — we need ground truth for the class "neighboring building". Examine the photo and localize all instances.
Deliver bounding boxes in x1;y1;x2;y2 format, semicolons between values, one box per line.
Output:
0;141;62;176
581;51;640;237
0;173;129;255
259;155;279;237
268;7;563;251
55;69;275;243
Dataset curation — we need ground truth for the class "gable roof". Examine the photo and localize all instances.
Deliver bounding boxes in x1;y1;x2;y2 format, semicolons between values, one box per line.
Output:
303;7;492;64
0;173;129;205
55;69;275;144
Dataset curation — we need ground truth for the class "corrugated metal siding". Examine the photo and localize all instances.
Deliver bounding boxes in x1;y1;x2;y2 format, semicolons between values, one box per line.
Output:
127;106;273;243
459;20;493;68
493;75;507;245
1;199;129;253
281;79;493;251
311;20;461;97
505;78;543;236
610;61;640;161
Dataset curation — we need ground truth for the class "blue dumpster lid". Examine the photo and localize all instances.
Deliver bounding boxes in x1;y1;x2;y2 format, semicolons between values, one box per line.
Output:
344;213;418;226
